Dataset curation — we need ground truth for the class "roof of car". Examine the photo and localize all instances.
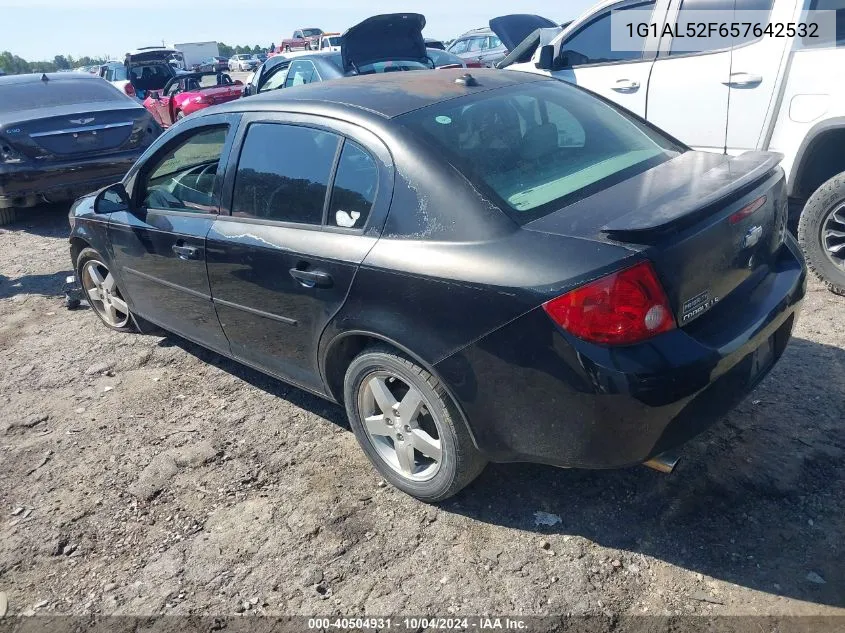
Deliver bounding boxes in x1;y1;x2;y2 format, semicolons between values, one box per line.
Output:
224;67;549;119
0;72;103;85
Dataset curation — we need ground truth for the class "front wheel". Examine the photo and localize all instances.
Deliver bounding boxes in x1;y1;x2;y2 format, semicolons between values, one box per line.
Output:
344;346;486;502
797;173;845;296
76;247;137;332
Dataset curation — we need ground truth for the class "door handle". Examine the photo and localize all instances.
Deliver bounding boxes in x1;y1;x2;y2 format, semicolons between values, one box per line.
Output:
611;79;640;92
289;268;333;288
724;72;763;88
172;244;201;260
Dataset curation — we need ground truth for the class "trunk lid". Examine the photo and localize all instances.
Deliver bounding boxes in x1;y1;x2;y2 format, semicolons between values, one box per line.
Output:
341;13;428;73
489;14;559;52
4;102;154;159
525;151;789;327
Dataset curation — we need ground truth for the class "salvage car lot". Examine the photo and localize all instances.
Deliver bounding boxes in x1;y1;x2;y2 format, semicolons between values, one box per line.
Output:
1;206;843;615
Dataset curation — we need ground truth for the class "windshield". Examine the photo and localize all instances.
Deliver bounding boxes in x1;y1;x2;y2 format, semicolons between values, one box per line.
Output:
400;81;684;223
302;29;322;37
0;79;128;113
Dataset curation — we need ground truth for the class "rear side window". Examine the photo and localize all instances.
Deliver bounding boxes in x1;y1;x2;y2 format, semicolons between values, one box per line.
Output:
232;123;340;224
669;0;774;54
0;79;127;113
805;0;845;47
328;141;378;229
449;39;469;54
284;60;317;88
401;81;682;223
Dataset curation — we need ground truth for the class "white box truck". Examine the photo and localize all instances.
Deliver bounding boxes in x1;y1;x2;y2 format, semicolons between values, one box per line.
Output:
173;41;220;71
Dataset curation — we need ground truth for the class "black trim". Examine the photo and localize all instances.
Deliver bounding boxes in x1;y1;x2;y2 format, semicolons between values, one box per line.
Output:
787;117;845;197
213;297;298;326
123;266;211;300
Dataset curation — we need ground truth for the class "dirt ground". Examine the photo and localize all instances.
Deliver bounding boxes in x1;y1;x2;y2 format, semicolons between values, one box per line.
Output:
0;205;843;619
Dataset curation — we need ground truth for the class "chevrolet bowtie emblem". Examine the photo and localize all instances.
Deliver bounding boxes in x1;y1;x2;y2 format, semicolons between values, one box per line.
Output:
69;117;95;125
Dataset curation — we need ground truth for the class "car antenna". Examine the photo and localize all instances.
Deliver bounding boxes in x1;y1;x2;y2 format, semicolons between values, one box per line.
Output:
41;73;50;82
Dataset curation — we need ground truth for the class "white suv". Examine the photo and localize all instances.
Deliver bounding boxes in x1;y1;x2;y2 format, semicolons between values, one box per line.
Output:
505;0;845;295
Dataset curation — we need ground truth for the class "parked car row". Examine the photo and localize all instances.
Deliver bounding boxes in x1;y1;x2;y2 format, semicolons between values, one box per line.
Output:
0;7;836;503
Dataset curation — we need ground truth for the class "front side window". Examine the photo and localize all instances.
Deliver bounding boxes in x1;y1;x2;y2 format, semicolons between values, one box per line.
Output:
401;81;682;223
560;2;654;66
232;123;339;224
328;141;378;229
467;37;485;52
489;36;503;49
140;126;228;213
260;64;290;92
449;39;469;54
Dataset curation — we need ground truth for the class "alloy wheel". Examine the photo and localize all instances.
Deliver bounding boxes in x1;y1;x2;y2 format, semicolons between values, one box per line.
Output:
81;259;130;328
823;202;845;270
357;372;443;482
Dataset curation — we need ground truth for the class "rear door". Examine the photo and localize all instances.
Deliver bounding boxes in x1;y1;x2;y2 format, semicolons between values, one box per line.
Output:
108;113;240;352
724;0;792;153
646;0;734;152
549;0;662;118
206;114;392;392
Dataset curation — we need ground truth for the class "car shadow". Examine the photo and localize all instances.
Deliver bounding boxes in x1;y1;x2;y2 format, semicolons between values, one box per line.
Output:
0;271;74;300
161;332;844;608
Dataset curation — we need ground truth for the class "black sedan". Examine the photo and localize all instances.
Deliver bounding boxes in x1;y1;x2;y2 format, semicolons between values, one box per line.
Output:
68;69;806;502
0;73;160;221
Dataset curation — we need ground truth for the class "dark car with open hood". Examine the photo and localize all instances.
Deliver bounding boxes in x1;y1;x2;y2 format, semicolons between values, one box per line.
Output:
0;72;160;222
68;69;805;502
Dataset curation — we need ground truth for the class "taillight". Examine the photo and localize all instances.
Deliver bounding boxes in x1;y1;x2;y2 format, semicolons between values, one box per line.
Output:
124;83;136;97
543;261;675;346
729;195;766;224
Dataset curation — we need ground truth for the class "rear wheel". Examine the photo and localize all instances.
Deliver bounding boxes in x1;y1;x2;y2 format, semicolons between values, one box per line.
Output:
798;172;845;296
76;248;137;333
284;45;291;53
305;43;311;51
344;346;486;502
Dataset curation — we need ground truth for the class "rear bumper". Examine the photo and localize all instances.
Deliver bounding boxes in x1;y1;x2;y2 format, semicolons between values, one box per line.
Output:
436;237;807;469
0;151;140;209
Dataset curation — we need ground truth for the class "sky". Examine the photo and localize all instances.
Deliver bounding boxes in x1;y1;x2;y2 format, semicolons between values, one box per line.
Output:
0;0;595;61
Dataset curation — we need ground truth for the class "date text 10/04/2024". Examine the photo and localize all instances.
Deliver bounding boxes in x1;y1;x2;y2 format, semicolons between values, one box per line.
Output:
307;617;529;630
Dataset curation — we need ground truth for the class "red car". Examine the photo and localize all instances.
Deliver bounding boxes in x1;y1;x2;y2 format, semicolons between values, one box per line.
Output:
142;72;243;128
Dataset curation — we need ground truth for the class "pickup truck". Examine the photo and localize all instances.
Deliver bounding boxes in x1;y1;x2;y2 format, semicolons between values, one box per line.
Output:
281;28;324;52
501;0;845;295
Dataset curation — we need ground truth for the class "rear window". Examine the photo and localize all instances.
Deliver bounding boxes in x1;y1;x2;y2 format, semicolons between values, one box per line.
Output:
0;79;127;113
399;81;683;223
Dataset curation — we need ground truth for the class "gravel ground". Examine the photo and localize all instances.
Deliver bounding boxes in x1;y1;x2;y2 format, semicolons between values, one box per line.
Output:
0;205;843;619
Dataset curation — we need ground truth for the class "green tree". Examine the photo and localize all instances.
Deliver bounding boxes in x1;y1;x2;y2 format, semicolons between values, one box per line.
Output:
53;55;71;70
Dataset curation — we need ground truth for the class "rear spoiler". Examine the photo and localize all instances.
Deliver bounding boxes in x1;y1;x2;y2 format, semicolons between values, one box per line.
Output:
602;151;783;238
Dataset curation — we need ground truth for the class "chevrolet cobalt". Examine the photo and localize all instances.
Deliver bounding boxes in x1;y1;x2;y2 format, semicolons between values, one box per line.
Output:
68;69;806;501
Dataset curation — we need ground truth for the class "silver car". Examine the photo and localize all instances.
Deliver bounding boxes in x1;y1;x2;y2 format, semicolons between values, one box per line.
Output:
228;54;259;72
446;27;506;67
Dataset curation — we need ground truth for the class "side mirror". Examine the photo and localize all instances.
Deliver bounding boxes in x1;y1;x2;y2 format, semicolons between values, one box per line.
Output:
94;183;130;214
536;45;555;70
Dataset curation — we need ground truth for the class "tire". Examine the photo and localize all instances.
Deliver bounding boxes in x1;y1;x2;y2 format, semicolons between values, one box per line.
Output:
284;45;291;53
0;208;18;226
75;247;138;333
344;345;486;502
797;172;845;296
305;43;311;51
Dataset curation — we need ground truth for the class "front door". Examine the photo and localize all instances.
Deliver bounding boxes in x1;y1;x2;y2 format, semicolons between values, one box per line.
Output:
207;116;388;392
550;0;660;118
108;114;240;352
